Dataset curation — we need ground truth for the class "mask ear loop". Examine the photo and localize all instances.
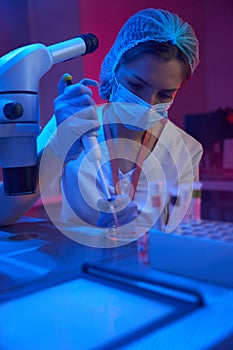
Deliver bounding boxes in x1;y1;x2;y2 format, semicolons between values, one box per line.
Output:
109;74;119;101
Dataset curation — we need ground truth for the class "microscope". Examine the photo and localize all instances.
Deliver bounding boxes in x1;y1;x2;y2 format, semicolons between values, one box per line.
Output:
0;33;98;196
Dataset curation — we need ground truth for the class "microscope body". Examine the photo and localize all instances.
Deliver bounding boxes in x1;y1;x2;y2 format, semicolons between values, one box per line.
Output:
0;33;98;195
0;44;53;194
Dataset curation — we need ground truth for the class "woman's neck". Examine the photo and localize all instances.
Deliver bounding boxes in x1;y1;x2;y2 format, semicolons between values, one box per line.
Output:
103;104;167;173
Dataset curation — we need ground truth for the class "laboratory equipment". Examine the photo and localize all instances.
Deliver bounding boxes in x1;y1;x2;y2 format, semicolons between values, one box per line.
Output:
149;220;233;287
189;182;202;223
0;33;99;195
82;131;120;228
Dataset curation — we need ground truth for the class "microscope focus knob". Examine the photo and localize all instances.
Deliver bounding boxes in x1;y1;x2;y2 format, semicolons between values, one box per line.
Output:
3;102;24;120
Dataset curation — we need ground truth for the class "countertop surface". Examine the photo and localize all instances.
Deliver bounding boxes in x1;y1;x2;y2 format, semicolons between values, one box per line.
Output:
0;216;233;350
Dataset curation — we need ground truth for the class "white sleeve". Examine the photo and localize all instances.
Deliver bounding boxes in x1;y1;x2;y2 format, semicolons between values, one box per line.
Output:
37;115;57;154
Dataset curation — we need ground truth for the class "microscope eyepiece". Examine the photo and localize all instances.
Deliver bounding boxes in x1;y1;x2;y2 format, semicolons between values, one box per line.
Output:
78;33;99;55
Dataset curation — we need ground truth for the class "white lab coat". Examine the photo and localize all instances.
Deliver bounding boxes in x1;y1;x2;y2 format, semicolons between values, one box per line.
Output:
37;105;203;232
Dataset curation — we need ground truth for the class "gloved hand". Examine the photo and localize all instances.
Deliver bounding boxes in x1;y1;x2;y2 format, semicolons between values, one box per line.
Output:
50;73;100;162
96;193;138;228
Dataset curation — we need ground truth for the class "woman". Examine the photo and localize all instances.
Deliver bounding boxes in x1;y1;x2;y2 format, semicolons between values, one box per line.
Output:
0;8;203;234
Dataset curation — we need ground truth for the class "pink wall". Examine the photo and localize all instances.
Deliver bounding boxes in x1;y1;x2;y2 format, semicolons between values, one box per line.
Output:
78;0;233;127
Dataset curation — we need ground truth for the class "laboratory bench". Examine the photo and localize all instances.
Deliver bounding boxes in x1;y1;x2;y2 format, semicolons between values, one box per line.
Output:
0;215;233;350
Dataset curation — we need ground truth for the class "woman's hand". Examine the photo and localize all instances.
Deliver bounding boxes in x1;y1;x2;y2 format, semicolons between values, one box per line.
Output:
54;75;98;124
50;74;100;162
96;193;138;228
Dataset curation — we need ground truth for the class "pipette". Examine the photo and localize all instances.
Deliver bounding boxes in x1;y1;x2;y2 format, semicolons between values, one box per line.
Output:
63;75;120;227
81;133;120;228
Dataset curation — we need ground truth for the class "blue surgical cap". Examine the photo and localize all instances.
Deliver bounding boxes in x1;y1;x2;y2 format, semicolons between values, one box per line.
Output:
99;8;199;100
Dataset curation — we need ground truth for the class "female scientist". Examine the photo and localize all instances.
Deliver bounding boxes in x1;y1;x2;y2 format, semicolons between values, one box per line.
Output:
0;8;203;234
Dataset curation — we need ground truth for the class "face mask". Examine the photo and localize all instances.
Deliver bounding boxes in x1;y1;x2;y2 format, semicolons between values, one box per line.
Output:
109;80;172;131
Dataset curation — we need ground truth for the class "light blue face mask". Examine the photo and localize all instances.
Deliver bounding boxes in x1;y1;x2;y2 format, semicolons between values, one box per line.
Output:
109;79;172;131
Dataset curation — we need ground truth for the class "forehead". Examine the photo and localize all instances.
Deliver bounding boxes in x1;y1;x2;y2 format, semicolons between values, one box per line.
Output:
117;55;184;89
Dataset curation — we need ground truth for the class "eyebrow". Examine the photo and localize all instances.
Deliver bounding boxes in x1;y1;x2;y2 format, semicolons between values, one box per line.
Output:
131;73;180;92
131;73;151;87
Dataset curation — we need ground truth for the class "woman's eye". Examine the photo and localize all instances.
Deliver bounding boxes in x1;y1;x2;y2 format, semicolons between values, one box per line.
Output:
158;93;173;100
128;82;143;90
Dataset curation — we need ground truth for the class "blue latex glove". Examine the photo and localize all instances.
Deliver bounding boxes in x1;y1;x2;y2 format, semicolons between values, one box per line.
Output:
50;73;100;162
54;74;98;124
96;194;138;228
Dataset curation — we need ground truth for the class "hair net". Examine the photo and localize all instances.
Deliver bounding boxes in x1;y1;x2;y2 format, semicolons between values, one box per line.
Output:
99;8;199;100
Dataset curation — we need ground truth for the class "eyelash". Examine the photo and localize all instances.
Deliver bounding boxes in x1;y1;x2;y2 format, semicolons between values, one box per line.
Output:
158;93;173;100
128;82;143;90
128;81;174;100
